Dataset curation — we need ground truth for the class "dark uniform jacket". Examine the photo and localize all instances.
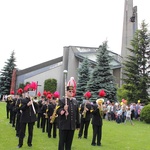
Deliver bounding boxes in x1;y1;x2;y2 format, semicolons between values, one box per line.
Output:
37;100;43;114
6;98;13;110
41;103;49;117
91;104;103;126
80;102;92;121
19;97;37;123
57;98;80;130
16;98;23;114
12;98;18;113
48;103;55;116
48;102;58;123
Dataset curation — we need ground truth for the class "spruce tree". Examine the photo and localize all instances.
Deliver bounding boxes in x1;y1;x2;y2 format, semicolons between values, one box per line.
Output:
0;50;17;95
87;41;117;102
76;57;91;103
122;20;150;104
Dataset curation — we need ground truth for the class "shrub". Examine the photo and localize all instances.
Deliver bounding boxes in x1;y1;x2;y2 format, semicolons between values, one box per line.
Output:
140;104;150;124
44;78;57;93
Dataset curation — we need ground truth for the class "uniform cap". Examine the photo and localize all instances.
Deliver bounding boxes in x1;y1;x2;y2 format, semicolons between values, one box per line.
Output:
17;88;23;94
84;91;91;98
98;90;106;97
53;91;60;98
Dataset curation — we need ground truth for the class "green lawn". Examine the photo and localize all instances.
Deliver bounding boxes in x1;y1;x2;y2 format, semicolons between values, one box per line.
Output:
0;101;150;150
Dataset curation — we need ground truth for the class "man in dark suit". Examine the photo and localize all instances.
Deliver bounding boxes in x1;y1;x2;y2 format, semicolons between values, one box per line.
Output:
47;97;57;138
15;95;23;137
37;95;45;128
78;91;92;139
57;85;80;150
17;93;38;148
91;98;104;146
5;95;13;123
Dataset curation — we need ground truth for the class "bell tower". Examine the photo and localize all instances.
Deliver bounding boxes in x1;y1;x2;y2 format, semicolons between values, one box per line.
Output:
121;0;138;60
121;0;138;83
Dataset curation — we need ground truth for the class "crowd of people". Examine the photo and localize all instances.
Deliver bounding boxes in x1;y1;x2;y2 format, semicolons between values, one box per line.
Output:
3;78;144;150
103;100;144;125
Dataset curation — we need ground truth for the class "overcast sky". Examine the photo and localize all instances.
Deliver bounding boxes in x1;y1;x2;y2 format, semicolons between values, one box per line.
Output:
0;0;149;70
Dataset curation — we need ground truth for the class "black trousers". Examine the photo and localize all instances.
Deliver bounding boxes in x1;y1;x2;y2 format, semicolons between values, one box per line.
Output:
19;122;34;146
12;111;17;127
48;121;57;138
37;113;43;128
9;109;13;123
78;119;90;138
42;118;48;132
6;106;10;119
15;113;21;136
58;130;75;150
91;124;102;145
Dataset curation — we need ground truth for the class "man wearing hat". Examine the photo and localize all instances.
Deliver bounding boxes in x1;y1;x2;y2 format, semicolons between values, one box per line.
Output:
57;77;80;150
37;95;45;128
15;88;23;137
91;90;105;146
78;91;92;139
17;92;38;148
41;94;51;133
47;91;60;138
6;94;14;124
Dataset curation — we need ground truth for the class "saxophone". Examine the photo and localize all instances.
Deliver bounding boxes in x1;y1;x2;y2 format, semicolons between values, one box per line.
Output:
45;105;49;118
45;109;48;118
82;102;87;118
50;99;60;123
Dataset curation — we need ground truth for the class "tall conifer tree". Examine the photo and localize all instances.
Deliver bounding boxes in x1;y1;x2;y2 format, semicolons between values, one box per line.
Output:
0;50;16;95
76;57;90;103
122;21;150;104
87;41;117;101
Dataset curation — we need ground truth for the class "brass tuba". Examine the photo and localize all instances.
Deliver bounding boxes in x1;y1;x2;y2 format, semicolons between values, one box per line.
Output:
7;95;13;101
96;98;104;117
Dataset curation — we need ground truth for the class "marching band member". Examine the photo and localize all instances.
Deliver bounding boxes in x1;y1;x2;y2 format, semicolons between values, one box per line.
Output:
17;82;38;148
41;94;51;133
5;95;11;119
15;88;23;137
5;90;14;119
57;76;80;150
12;94;18;127
6;94;14;124
91;90;105;146
37;95;45;128
78;91;92;139
47;91;60;138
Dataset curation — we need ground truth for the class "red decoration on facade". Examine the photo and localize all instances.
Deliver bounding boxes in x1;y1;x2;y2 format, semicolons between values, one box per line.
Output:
10;69;17;94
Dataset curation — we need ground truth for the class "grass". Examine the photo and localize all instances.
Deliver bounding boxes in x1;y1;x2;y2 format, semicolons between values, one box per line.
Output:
0;101;150;150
